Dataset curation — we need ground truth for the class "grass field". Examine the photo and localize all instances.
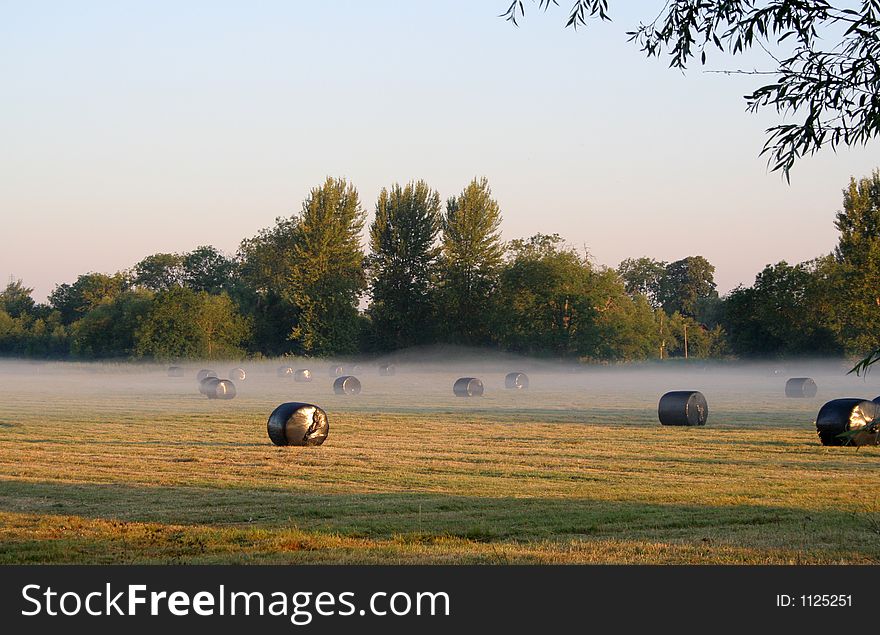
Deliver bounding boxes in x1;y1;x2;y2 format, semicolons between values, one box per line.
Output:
1;359;879;564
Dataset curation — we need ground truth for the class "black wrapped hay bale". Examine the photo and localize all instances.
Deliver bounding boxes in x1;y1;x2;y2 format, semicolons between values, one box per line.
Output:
333;375;361;395
277;366;294;378
658;391;708;426
199;376;220;395
329;365;345;377
207;379;236;400
378;363;396;376
454;377;484;397
229;368;246;381
267;402;329;446
815;398;880;446
196;369;218;382
785;377;817;398
294;369;312;383
505;372;529;390
168;366;184;377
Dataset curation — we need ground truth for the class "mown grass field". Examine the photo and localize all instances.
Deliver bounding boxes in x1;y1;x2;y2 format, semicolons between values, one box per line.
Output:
1;361;879;564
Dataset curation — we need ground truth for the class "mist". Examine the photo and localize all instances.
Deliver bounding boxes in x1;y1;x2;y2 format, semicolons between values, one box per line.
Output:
2;351;879;433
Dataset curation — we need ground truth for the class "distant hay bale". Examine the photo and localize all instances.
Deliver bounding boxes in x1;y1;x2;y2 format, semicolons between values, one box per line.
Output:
199;376;220;396
454;377;484;397
229;368;246;381
378;363;396;376
294;369;312;383
207;379;236;400
277;366;294;378
505;372;529;390
267;402;329;446
816;398;879;446
196;369;218;382
167;366;184;377
658;391;708;426
328;365;345;377
785;377;817;398
333;375;361;395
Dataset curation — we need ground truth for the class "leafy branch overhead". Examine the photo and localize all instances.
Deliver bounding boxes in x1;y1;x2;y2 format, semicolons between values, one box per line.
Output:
501;1;880;180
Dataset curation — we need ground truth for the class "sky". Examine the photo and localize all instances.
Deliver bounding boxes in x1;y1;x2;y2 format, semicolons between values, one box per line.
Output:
1;1;877;301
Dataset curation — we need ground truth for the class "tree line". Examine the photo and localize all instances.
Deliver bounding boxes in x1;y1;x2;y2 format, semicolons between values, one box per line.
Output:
1;171;878;362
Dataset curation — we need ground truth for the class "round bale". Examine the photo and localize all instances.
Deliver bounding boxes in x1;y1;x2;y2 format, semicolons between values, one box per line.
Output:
277;366;294;378
267;402;329;446
785;377;817;398
658;391;708;426
378;363;396;376
294;369;312;383
333;375;361;395
328;365;345;377
199;376;221;396
816;398;880;446
197;369;218;382
207;379;236;400
454;377;484;398
505;372;529;390
229;368;246;381
167;366;184;377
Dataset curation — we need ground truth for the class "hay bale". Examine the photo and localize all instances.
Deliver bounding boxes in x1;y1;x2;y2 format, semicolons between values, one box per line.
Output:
277;366;294;378
207;379;236;400
505;372;529;390
196;369;218;382
267;402;329;446
454;377;484;397
378;363;396;376
294;369;312;382
328;365;345;377
658;391;708;426
229;368;246;381
816;398;880;446
785;377;817;398
167;366;184;377
333;375;361;395
199;376;220;395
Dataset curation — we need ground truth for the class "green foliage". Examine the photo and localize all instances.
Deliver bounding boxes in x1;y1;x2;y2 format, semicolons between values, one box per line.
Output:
501;1;880;179
499;234;597;356
133;253;184;292
585;268;659;361
49;272;129;324
617;257;667;308
367;180;442;351
71;291;153;359
0;280;36;319
135;288;250;361
438;177;505;345
182;246;236;294
659;256;717;318
286;177;367;356
722;260;839;357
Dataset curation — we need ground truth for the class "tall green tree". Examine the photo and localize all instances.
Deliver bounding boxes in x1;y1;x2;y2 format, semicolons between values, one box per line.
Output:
617;257;667;308
286;177;367;355
499;234;597;356
133;253;183;292
367;181;442;351
0;280;35;319
182;245;236;294
829;171;880;355
437;177;505;345
659;256;717;319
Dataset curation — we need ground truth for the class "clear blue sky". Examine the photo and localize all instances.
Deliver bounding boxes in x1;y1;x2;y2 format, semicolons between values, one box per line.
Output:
1;1;876;301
